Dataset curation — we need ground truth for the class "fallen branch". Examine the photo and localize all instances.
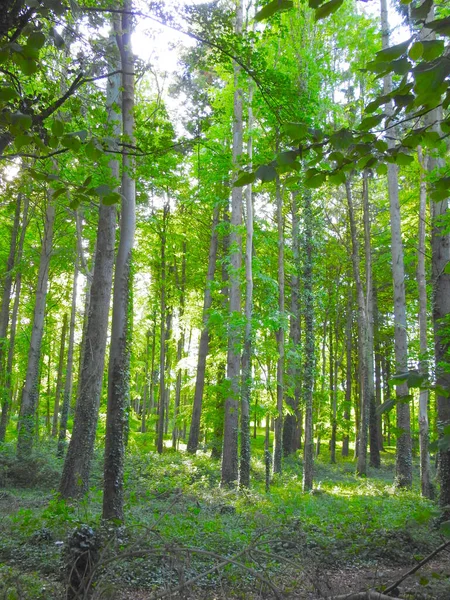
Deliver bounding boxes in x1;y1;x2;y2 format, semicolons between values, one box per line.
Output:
382;539;450;595
329;592;405;600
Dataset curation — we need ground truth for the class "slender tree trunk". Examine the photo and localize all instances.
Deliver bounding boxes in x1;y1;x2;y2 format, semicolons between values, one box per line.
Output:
221;0;243;486
187;205;220;453
157;205;168;454
51;314;68;438
239;87;254;487
284;192;301;456
330;324;336;463
273;175;285;474
163;310;172;437
363;173;380;469
373;287;384;451
103;3;136;522
302;189;315;492
172;243;186;449
57;258;78;456
381;0;412;488
342;285;352;457
414;147;434;498
0;195;26;441
59;59;119;499
17;193;55;459
345;178;368;476
141;329;151;433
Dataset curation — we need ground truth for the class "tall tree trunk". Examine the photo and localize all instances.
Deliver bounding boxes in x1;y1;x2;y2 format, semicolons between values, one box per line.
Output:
51;313;68;437
221;0;243;486
302;189;315;492
419;7;450;508
172;242;186;449
363;172;380;469
381;0;412;488
273;175;285;474
345;177;368;476
415;147;434;498
17;193;55;459
157;205;168;455
0;195;24;441
342;284;352;457
59;59;119;499
240;84;254;487
103;3;136;522
373;286;384;451
57;258;78;456
284;191;301;456
187;205;220;453
330;324;336;463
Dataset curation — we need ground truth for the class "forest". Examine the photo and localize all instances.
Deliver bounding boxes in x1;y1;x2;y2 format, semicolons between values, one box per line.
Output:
0;0;449;597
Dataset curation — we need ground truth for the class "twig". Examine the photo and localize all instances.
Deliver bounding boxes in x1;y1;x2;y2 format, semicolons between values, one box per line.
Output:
382;539;450;595
329;593;406;600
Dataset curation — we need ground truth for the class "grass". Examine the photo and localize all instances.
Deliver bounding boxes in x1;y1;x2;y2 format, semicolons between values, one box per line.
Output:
0;429;447;599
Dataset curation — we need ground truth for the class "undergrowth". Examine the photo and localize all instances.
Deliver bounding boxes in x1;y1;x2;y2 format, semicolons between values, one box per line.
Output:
0;433;446;599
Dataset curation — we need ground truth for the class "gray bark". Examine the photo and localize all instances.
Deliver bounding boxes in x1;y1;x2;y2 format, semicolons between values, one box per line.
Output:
345;177;368;476
0;195;22;441
187;205;220;453
273;175;285;475
363;172;380;469
302;189;315;492
59;56;119;498
416;147;434;498
157;205;168;454
240;84;254;487
221;0;243;487
57;258;78;456
381;0;412;488
51;313;67;438
103;1;136;522
17;192;55;459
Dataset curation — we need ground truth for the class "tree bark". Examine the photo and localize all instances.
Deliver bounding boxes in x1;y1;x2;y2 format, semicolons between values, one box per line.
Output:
221;0;243;487
17;192;55;459
302;189;315;492
0;195;23;441
157;204;168;454
187;205;220;453
57;258;78;456
345;177;368;476
381;0;412;488
59;57;119;499
239;83;254;487
103;1;136;522
273;174;285;474
363;172;380;469
51;313;68;438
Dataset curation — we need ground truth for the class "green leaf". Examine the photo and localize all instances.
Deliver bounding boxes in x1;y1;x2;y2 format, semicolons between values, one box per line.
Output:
375;140;388;152
390;372;409;385
408;42;423;61
254;0;293;22
393;152;414;166
411;0;432;20
377;398;396;415
94;184;113;197
10;112;32;131
374;39;411;62
315;0;344;21
16;56;38;75
328;170;346;185
330;128;353;150
256;164;277;183
14;134;31;150
102;192;122;205
0;86;20;102
284;122;308;141
51;119;64;137
277;150;298;165
426;17;450;36
51;187;67;199
421;40;444;61
304;169;326;188
62;134;81;152
376;163;387;176
234;171;256;187
358;114;384;131
26;31;46;50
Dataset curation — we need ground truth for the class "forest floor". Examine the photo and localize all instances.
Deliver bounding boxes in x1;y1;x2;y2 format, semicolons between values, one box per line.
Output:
1;428;450;599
